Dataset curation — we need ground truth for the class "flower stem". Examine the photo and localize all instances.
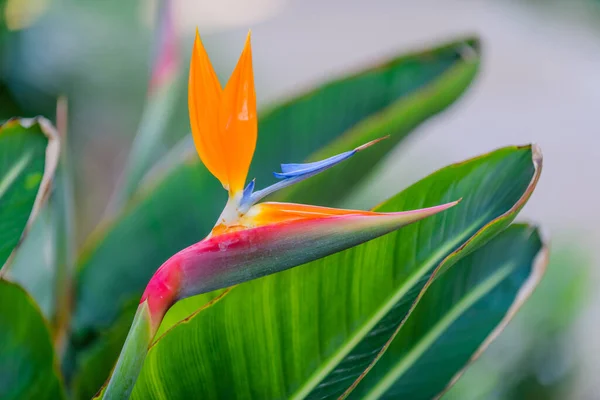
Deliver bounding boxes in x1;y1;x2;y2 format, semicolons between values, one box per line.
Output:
98;257;182;399
100;302;153;400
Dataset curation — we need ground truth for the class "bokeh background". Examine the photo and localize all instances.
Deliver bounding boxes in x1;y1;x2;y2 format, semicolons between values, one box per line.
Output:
1;0;597;398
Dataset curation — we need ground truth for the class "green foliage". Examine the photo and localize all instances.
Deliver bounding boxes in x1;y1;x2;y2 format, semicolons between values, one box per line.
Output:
443;242;590;400
0;27;555;400
0;118;57;270
0;118;57;315
130;146;541;399
73;37;480;344
350;224;545;399
8;207;56;318
0;118;63;399
0;280;66;399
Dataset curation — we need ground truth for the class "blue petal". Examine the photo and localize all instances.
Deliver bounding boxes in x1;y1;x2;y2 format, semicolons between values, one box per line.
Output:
274;150;355;179
240;179;256;208
243;179;255;198
239;137;387;211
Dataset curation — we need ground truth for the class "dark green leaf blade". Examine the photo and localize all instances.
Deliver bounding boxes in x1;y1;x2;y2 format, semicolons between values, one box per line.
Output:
130;145;541;399
303;146;541;400
0;117;58;271
0;280;66;399
443;242;590;400
348;224;547;399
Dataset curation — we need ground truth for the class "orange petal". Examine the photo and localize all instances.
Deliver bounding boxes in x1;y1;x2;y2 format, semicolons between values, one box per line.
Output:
188;29;227;187
250;202;379;226
220;31;257;194
210;202;376;237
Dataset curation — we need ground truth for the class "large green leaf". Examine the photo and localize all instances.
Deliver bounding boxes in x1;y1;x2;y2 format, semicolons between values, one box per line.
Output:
0;280;66;399
73;36;480;340
347;224;547;399
443;242;590;400
0;117;58;272
129;145;541;399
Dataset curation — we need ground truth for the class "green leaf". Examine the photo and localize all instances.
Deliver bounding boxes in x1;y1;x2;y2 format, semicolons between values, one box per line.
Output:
7;207;56;318
443;241;590;400
4;104;75;349
73;36;481;342
129;145;541;399
0;117;59;272
347;224;547;399
0;280;66;399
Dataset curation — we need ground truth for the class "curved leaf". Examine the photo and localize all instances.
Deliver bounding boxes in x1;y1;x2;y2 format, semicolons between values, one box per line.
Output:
72;36;480;340
348;224;548;399
8;207;56;319
443;242;590;400
130;145;541;399
0;117;59;272
0;280;65;399
6;103;76;351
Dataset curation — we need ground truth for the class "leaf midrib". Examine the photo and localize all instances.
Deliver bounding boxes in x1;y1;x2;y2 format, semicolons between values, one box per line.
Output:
290;218;484;400
363;262;515;400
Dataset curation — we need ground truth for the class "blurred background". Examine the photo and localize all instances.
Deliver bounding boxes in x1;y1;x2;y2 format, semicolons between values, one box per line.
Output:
0;0;597;398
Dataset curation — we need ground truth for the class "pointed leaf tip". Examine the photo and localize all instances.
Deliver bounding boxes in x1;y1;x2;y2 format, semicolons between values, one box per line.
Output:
355;135;389;152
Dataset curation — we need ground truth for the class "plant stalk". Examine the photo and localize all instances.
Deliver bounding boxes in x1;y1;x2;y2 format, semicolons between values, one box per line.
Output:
99;257;181;399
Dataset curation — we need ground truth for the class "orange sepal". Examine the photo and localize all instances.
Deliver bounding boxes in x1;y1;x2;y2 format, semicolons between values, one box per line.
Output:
187;30;256;194
188;30;224;186
220;32;257;194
